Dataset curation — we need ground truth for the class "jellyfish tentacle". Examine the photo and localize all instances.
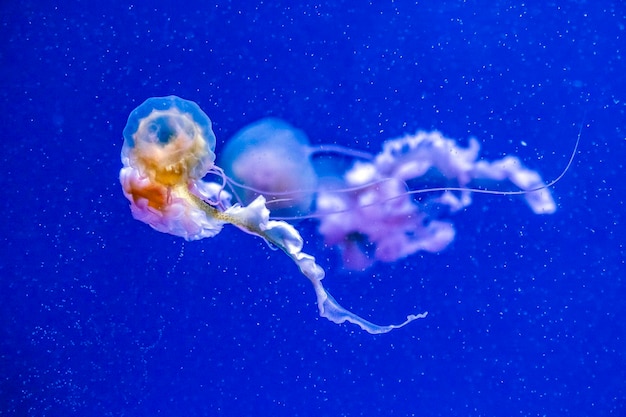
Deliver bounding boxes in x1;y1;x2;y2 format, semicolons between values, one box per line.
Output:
202;165;233;210
308;143;375;161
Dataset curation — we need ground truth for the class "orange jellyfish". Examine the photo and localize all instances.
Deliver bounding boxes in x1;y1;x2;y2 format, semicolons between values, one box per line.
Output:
119;96;424;334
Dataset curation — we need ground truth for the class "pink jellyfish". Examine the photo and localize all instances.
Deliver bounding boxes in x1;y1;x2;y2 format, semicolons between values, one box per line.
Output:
218;120;556;270
314;130;556;269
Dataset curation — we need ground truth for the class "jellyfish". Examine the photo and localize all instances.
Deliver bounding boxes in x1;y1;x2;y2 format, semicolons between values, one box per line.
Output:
217;120;558;270
120;96;424;334
218;117;375;218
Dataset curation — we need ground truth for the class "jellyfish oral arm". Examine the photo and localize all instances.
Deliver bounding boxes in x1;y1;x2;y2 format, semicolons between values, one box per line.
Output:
189;191;426;334
319;289;428;334
120;167;227;240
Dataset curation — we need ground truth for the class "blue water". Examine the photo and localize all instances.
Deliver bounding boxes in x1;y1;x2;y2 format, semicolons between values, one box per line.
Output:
1;1;624;416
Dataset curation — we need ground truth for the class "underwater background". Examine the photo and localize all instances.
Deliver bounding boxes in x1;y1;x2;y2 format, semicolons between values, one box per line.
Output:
1;1;625;416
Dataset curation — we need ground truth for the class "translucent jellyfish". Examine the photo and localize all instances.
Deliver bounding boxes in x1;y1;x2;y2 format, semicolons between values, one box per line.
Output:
219;120;558;270
219;118;319;218
218;118;374;218
120;96;424;334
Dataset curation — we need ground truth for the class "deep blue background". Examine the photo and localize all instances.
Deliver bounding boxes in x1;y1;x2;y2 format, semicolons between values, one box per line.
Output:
1;1;624;416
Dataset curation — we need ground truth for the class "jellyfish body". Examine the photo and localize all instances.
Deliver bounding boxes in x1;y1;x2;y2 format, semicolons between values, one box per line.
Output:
120;96;423;334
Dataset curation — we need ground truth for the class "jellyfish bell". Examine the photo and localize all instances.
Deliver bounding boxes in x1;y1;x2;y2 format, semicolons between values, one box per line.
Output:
218;118;377;218
122;96;217;186
218;118;319;218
